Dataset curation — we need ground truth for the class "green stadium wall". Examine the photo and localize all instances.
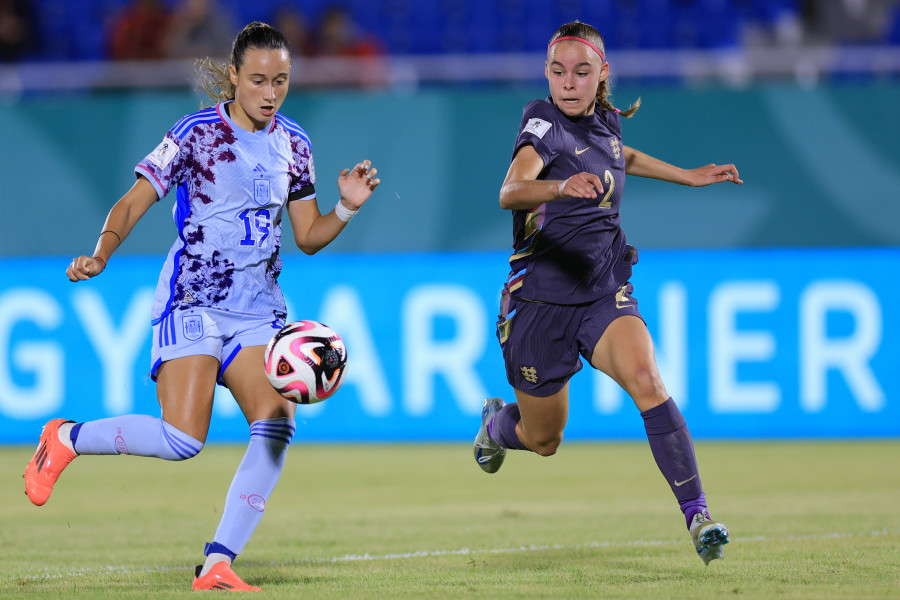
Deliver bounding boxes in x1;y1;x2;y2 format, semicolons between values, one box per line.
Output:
1;82;899;256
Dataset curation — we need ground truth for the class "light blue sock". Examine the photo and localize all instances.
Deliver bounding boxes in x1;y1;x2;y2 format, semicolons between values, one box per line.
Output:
210;418;295;556
72;414;203;460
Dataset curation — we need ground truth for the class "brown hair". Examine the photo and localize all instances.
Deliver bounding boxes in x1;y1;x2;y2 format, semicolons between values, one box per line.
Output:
548;22;641;118
197;21;290;103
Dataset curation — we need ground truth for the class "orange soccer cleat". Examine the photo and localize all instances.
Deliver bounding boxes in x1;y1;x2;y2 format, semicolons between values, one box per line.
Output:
192;562;261;592
24;418;78;506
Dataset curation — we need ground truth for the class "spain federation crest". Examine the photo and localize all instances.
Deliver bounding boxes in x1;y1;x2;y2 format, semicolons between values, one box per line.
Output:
182;315;203;341
253;178;271;206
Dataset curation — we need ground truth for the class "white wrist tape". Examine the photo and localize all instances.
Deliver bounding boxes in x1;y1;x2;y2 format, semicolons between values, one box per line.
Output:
557;177;570;198
334;200;359;223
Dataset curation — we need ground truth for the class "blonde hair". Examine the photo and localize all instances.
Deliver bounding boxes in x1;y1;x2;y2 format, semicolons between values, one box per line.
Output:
196;57;234;103
548;22;641;118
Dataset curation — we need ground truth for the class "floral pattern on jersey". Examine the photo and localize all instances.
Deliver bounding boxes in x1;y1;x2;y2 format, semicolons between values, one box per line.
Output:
288;137;313;193
266;252;282;288
185;124;238;205
175;248;235;307
185;223;206;246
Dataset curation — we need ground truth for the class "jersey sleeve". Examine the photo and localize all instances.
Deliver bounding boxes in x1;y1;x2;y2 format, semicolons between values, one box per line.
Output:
599;107;623;141
512;99;561;167
134;130;189;200
288;135;316;202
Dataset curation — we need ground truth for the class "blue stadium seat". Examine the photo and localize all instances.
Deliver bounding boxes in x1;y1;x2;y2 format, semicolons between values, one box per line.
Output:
17;0;876;60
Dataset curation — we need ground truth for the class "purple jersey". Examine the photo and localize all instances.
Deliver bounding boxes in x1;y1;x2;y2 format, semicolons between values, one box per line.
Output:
505;98;634;305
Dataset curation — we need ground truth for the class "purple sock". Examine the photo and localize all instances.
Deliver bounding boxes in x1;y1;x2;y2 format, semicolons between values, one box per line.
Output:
487;403;528;450
641;398;706;528
680;493;709;527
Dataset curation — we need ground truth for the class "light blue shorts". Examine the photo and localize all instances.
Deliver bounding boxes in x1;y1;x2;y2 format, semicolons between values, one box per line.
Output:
151;307;285;385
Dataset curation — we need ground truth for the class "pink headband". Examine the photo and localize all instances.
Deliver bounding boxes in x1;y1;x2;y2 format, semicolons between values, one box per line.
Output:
548;36;605;62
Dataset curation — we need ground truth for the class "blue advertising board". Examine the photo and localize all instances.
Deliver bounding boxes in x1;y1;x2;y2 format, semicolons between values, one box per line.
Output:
1;248;897;443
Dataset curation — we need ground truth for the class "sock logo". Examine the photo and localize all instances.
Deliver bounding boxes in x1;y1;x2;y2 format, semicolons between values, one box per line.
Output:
674;474;698;487
247;494;266;512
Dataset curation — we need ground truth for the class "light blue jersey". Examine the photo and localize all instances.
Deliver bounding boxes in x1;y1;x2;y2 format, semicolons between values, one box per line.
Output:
135;101;315;324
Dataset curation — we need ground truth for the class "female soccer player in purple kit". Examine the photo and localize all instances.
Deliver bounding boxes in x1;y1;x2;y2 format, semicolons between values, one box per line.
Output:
24;22;379;591
473;21;743;565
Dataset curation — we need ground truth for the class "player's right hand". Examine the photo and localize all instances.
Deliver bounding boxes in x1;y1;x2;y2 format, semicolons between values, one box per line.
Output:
558;172;604;199
66;256;105;282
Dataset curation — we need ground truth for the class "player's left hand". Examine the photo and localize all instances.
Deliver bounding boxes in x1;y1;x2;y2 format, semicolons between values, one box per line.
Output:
337;160;380;209
686;163;743;187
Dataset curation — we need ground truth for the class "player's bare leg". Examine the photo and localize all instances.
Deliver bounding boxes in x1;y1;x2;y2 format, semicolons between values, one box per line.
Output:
512;385;569;456
226;346;296;425
590;316;668;412
155;355;220;442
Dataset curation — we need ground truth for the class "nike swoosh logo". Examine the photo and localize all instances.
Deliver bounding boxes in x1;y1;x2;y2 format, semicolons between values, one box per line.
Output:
476;454;493;464
575;147;590;155
674;475;698;487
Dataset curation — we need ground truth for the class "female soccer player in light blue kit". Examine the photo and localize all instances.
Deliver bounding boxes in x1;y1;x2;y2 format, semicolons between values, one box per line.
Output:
24;22;380;592
473;21;742;565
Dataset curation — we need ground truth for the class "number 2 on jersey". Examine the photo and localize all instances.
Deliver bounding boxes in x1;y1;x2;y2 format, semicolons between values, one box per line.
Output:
598;170;614;209
239;208;271;247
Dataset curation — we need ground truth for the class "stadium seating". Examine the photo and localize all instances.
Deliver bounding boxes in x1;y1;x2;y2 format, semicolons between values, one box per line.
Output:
18;0;896;62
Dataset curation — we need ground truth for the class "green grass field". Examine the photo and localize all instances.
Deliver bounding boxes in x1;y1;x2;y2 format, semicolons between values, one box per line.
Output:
2;441;898;598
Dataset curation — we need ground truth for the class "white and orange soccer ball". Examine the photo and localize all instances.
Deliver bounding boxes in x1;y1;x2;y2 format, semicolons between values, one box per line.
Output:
264;320;348;404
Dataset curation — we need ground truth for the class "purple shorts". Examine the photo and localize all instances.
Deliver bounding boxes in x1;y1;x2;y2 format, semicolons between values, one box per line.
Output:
496;283;644;396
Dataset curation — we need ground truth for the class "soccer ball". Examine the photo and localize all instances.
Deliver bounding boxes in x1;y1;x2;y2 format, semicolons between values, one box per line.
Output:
264;320;348;404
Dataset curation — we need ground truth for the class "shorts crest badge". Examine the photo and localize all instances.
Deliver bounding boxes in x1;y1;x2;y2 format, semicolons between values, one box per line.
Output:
182;315;203;341
520;366;539;384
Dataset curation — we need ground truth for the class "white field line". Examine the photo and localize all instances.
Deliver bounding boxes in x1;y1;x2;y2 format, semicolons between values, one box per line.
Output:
7;528;897;582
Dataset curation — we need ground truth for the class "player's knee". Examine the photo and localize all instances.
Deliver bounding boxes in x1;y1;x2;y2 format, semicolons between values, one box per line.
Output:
530;434;563;457
175;444;203;460
624;365;667;401
165;442;203;461
160;421;204;461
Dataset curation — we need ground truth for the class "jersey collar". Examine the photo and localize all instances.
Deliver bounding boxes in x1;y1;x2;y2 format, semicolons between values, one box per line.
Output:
216;100;277;139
